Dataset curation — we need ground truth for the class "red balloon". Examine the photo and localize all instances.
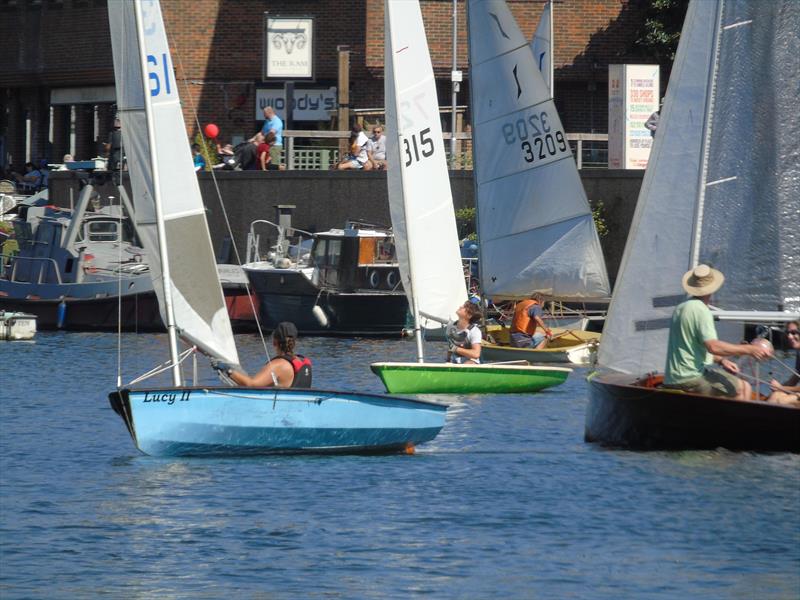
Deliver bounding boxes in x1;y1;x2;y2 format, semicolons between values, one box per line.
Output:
204;123;219;139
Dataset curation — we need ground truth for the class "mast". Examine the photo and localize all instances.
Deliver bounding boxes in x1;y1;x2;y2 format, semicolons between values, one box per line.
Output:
689;0;724;270
134;0;181;386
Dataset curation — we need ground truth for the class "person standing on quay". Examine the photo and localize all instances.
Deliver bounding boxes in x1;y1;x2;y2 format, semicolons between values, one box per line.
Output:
261;106;284;168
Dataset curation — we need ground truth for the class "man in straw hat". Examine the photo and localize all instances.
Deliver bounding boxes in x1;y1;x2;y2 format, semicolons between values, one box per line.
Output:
663;264;773;400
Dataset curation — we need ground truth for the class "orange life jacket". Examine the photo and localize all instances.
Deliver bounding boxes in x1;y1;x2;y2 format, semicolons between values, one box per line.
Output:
511;299;540;335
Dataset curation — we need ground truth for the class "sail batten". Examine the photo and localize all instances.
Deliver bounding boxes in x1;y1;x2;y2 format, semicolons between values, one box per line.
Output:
384;0;468;332
467;0;610;302
109;0;238;366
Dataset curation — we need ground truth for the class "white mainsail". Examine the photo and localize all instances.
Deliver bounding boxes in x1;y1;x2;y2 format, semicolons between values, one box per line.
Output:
597;0;800;376
384;0;468;333
530;0;553;94
467;0;610;301
109;0;238;366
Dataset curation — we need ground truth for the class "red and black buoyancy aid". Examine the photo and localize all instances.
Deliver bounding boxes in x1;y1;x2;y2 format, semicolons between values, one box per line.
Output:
278;354;313;388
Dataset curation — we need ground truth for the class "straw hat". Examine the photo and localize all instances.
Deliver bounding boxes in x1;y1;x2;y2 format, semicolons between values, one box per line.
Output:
682;264;724;296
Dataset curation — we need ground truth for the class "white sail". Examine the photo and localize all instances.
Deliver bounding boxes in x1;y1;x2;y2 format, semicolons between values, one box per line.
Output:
530;1;552;93
109;0;238;365
467;0;610;301
384;0;468;329
597;0;800;376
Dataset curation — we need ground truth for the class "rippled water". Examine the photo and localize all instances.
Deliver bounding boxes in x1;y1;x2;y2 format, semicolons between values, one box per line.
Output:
1;332;798;598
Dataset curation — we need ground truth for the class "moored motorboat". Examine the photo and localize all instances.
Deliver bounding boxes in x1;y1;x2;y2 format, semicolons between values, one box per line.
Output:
0;310;36;340
0;188;161;331
243;222;408;336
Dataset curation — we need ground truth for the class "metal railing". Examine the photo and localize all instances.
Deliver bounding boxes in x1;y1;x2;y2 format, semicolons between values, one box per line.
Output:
1;254;63;284
280;130;607;171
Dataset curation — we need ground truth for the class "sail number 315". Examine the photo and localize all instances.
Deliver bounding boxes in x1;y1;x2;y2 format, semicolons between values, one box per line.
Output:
404;128;434;166
501;111;567;163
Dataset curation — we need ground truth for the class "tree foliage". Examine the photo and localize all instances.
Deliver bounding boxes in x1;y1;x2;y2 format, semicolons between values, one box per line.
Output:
631;0;690;64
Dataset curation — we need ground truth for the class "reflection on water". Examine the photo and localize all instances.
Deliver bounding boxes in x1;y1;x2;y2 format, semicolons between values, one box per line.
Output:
0;332;798;597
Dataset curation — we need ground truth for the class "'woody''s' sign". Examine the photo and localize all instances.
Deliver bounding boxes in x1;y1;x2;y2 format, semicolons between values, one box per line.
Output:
263;16;315;80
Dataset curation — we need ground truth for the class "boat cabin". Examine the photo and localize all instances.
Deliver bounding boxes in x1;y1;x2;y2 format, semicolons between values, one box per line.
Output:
4;195;145;285
310;223;402;293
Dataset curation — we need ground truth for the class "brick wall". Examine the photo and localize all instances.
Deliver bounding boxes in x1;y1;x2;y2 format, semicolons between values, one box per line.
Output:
1;0;650;165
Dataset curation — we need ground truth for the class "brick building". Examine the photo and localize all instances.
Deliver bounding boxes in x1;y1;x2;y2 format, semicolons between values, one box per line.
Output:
0;0;651;170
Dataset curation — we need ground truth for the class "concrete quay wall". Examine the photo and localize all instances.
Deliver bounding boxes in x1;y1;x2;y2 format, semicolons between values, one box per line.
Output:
49;169;643;284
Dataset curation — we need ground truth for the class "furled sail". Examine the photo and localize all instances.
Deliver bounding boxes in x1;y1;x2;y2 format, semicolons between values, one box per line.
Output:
384;0;468;328
109;0;238;365
466;0;609;301
598;0;799;376
530;1;552;93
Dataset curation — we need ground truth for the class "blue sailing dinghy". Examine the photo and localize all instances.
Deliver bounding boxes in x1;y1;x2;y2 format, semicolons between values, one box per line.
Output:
106;0;446;457
110;387;445;457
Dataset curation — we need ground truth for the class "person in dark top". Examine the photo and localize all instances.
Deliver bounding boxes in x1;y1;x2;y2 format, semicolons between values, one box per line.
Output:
104;118;123;170
212;321;312;388
768;320;800;404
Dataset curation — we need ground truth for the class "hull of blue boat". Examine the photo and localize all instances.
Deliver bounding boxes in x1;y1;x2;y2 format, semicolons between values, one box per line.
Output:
109;387;447;457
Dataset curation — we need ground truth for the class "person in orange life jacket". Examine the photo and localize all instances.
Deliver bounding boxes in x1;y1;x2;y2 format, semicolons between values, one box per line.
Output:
446;300;483;364
510;293;552;349
212;321;312;388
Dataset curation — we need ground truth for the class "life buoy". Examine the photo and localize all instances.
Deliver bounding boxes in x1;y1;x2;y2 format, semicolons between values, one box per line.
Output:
368;269;380;288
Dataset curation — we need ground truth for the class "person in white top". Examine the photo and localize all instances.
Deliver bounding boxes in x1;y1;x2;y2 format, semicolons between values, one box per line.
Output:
368;125;387;170
446;300;483;364
337;124;372;170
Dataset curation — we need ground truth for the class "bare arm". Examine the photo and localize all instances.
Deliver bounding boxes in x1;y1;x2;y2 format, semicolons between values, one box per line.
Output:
228;359;293;387
534;316;552;336
705;339;772;360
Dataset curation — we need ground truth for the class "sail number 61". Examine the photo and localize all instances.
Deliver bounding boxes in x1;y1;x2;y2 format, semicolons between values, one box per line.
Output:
404;128;434;167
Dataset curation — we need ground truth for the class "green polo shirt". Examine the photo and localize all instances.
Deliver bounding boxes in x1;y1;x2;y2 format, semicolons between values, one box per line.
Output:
664;298;718;384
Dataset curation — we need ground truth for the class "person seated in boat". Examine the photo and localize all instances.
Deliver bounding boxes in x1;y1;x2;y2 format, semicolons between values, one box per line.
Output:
510;293;552;349
212;321;312;388
662;264;773;400
446;300;483;364
767;321;800;405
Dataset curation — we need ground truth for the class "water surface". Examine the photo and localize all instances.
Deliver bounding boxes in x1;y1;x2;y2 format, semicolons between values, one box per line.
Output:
1;333;798;598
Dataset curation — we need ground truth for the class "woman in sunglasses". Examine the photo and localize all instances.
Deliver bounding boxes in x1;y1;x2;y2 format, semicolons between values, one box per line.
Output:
768;321;800;404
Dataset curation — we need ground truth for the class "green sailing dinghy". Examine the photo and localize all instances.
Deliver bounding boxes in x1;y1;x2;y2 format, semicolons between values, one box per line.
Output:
372;5;572;396
371;362;571;394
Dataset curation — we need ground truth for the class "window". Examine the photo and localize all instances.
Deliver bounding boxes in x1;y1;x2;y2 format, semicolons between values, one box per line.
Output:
327;239;342;267
87;221;119;242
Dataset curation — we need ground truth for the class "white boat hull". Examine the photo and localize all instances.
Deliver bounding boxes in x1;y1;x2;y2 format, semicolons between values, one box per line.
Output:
0;311;36;340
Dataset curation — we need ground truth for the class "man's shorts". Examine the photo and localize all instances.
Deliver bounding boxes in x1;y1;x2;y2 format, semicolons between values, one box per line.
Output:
347;159;363;170
510;332;546;348
270;144;283;166
664;367;740;397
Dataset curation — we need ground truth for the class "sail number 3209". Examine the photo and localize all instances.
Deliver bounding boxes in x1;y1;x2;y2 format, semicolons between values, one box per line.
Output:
404;128;434;166
501;111;567;163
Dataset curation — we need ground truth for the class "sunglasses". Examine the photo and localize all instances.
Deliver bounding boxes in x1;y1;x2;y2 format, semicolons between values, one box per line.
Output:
787;330;800;337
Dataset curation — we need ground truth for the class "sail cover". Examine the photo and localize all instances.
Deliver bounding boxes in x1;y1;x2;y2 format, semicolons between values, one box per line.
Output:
109;0;238;365
598;0;799;376
530;1;552;93
467;0;610;301
385;0;468;327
